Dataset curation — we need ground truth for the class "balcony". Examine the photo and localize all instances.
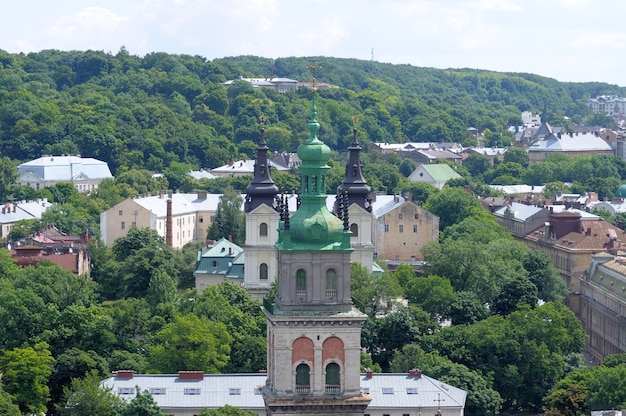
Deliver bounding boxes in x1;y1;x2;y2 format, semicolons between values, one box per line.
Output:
295;385;310;394
325;385;341;394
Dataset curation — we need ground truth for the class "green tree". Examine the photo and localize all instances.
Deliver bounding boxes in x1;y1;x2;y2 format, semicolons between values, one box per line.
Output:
0;383;20;416
424;186;482;230
147;313;232;373
57;371;123;416
0;342;54;415
120;388;166;416
503;146;529;167
405;275;455;319
350;263;401;317
199;405;257;416
463;153;491;177
0;156;18;201
207;186;245;245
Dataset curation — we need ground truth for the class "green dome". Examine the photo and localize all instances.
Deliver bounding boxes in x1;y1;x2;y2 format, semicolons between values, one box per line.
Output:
617;184;626;198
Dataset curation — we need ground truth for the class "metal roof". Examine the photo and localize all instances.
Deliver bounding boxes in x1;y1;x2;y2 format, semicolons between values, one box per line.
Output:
17;156;113;181
101;372;466;412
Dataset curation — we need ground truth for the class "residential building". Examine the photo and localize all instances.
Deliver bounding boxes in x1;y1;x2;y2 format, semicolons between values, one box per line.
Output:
411;149;462;165
493;202;550;238
16;155;113;193
580;253;626;362
101;370;466;416
9;225;91;275
588;95;626;115
210;159;288;178
194;238;244;291
461;147;507;165
373;195;439;262
408;164;462;189
100;191;223;249
527;131;613;163
0;199;52;239
222;77;299;93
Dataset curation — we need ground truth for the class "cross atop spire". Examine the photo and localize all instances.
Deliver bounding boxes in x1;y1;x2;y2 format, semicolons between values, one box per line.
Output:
306;58;322;93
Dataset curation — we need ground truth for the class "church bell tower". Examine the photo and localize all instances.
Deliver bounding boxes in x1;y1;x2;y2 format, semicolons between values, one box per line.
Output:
261;71;370;415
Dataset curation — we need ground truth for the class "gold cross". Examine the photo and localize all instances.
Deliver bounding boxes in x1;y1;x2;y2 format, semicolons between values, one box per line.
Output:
305;58;322;93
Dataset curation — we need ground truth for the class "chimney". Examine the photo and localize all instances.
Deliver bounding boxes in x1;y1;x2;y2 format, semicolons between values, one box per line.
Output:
1;207;5;214
409;368;422;378
178;371;204;380
197;190;207;200
166;199;173;248
364;368;373;378
115;370;134;378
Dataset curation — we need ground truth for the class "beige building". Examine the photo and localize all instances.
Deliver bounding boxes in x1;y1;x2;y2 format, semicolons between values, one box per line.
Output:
374;195;440;262
580;253;626;362
100;191;223;249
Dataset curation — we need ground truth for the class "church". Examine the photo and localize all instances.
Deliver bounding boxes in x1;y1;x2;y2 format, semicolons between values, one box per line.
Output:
102;78;466;416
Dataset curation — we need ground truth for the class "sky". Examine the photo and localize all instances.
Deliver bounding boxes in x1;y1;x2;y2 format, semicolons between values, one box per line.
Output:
2;0;626;86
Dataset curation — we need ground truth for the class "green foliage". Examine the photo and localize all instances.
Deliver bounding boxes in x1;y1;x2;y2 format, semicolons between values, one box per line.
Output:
0;342;54;415
198;405;257;416
350;263;401;317
57;371;124;416
390;344;503;416
147;313;232;373
424;186;483;230
120;389;167;416
0;383;20;416
207;186;245;245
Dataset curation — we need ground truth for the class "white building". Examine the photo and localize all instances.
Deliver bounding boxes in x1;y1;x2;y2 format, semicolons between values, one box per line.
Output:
0;199;52;239
16;155;113;193
101;370;466;416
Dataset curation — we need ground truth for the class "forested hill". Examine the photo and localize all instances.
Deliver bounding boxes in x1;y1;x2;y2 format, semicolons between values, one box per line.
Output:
0;49;624;175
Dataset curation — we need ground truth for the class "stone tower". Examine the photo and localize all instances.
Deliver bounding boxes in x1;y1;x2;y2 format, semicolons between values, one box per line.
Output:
261;87;370;415
243;123;280;300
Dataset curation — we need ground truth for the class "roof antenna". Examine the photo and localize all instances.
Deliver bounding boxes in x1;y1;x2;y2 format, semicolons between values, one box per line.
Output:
371;48;374;61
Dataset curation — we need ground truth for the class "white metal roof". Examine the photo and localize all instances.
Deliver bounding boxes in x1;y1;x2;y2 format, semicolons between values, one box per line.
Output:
101;372;466;412
17;156;113;182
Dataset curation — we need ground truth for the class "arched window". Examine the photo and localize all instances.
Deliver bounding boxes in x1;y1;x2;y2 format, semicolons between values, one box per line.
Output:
259;223;268;237
296;269;306;296
325;363;341;393
326;268;337;298
295;363;310;393
350;223;358;237
260;263;268;280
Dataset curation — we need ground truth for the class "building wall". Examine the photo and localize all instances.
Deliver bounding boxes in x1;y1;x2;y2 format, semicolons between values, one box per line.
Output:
375;200;439;262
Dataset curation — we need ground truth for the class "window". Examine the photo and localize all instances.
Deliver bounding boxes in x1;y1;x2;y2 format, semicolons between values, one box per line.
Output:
121;221;126;230
199;216;204;223
254;388;261;395
350;223;358;237
399;213;403;219
363;388;370;394
295;363;310;393
413;224;418;233
414;213;419;219
260;263;268;280
119;210;123;216
406;387;418;394
382;387;394;394
260;223;268;237
325;363;340;393
399;224;404;233
212;260;217;268
384;224;389;233
118;387;135;395
326;268;337;297
150;388;166;395
229;388;241;395
184;388;201;395
296;269;306;296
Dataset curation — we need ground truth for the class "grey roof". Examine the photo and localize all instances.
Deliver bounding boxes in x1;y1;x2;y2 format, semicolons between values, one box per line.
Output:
17;156;113;181
101;372;466;412
188;169;217;180
493;202;544;222
132;193;232;218
528;132;612;152
0;199;53;224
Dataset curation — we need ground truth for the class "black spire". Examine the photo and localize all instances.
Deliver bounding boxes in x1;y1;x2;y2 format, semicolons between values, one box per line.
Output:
336;126;372;212
244;120;279;213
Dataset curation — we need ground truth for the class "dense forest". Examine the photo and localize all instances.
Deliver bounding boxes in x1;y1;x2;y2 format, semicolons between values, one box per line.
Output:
1;48;625;177
2;49;626;416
